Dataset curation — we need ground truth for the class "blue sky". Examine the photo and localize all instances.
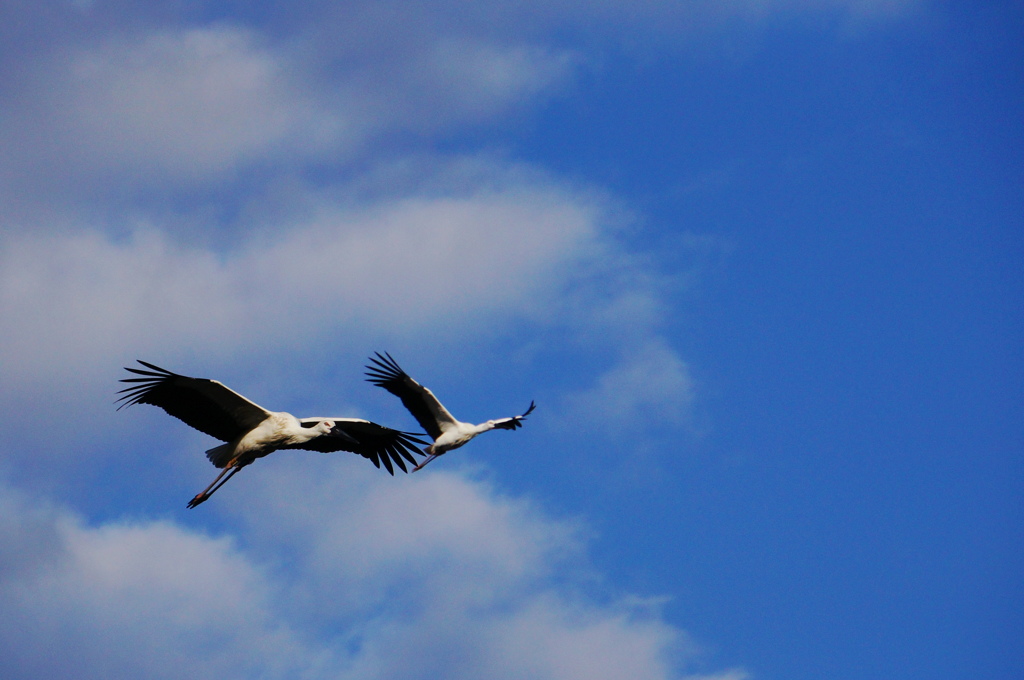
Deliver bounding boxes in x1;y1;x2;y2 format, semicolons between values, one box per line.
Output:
0;2;1020;679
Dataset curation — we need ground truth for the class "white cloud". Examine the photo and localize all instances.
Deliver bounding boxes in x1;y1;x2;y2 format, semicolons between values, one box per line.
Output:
0;468;744;680
567;339;696;435
6;25;346;187
0;482;320;680
382;39;577;131
471;594;683;679
34;26;572;179
251;187;599;327
0;227;241;386
0;15;577;210
0;0;922;213
0;170;600;388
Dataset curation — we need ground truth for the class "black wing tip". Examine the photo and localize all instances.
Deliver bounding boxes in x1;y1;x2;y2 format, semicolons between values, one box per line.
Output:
135;359;172;372
115;360;176;410
510;401;537;422
492;401;536;431
386;430;429;474
121;359;174;377
380;447;396;475
397;446;419;466
327;421;426;475
388;444;410;473
364;351;407;384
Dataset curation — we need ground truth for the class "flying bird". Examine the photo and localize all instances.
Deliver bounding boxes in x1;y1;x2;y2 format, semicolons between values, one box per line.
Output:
117;360;427;507
365;352;535;471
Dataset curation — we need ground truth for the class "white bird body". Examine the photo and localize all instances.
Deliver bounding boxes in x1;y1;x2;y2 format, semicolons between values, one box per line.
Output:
365;352;535;470
118;361;427;507
431;420;501;455
204;412;335;467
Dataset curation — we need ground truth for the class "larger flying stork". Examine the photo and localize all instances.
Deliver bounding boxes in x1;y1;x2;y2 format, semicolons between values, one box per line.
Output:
365;352;535;471
117;361;426;507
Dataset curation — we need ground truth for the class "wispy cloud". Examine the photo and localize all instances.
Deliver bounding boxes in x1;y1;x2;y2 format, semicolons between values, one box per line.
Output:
1;25;345;208
569;339;696;435
0;469;745;680
0;481;325;680
0;0;922;205
0;164;600;384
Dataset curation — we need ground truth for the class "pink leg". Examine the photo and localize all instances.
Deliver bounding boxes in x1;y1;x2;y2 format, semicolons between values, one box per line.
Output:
187;464;243;508
412;453;438;472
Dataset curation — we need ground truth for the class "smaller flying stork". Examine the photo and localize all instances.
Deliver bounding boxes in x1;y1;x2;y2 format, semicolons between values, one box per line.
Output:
365;352;535;471
117;361;427;507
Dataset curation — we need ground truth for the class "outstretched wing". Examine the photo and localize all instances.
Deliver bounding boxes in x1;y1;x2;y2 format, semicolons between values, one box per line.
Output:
365;352;456;440
116;360;270;442
491;401;537;431
287;418;428;475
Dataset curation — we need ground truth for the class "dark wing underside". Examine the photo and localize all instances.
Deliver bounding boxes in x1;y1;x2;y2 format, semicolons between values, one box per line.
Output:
365;352;453;440
116;360;270;442
286;418;427;475
491;401;537;430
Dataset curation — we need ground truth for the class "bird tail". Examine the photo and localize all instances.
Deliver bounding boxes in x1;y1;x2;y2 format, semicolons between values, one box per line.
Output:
205;443;234;468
